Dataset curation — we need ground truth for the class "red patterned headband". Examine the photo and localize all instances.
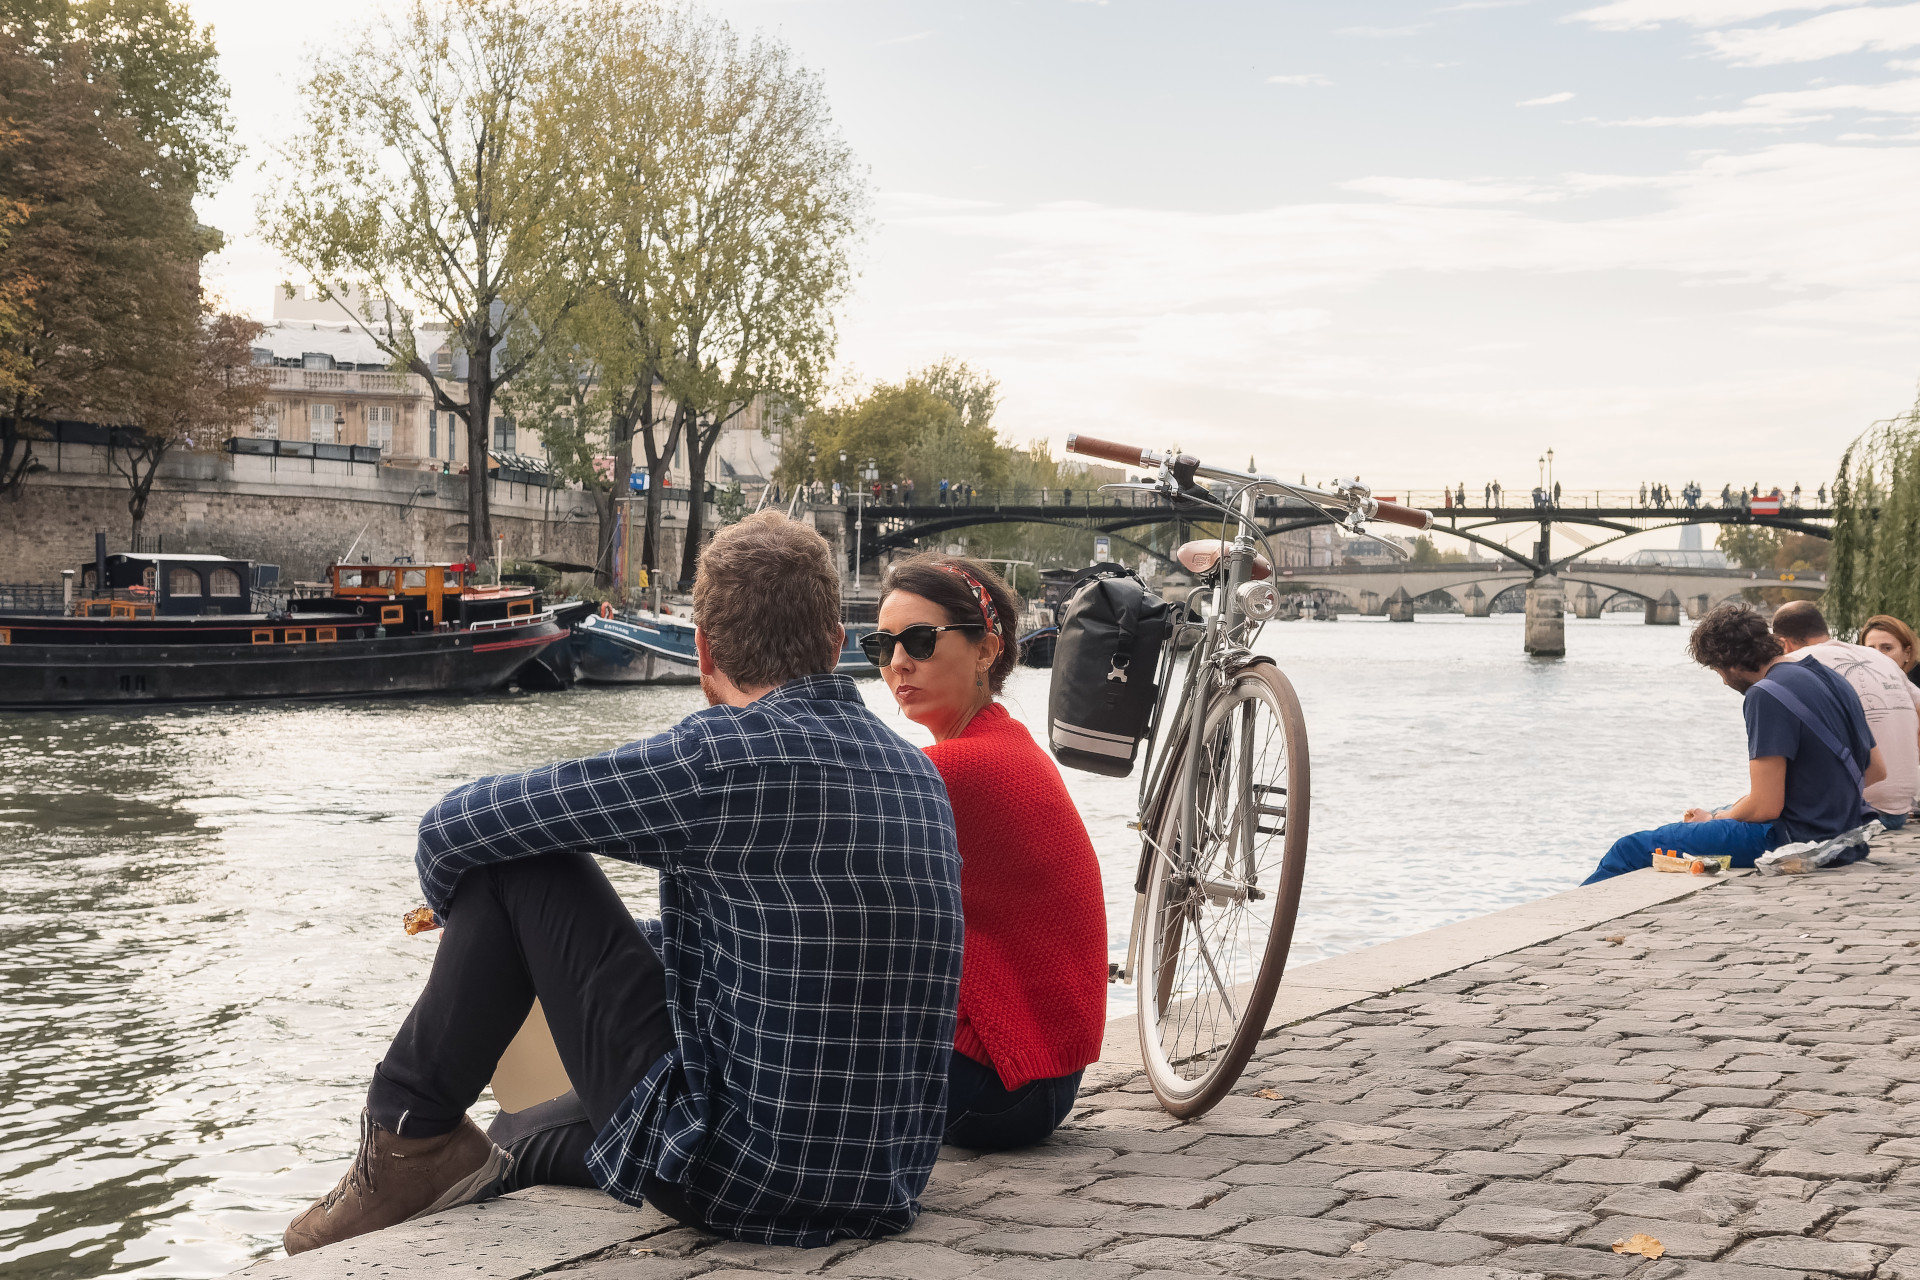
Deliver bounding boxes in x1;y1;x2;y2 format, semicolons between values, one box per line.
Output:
939;563;1002;636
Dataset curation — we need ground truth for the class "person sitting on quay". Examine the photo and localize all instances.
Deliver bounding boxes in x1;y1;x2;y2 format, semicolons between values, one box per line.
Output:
1859;613;1920;689
1773;600;1918;828
867;553;1108;1149
282;511;964;1253
1585;602;1884;883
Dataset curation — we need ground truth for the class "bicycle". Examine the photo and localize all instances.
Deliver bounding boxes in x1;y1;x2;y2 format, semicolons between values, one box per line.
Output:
1065;434;1433;1117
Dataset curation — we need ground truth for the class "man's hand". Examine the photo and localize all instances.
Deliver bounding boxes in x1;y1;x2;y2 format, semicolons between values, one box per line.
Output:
1682;807;1714;824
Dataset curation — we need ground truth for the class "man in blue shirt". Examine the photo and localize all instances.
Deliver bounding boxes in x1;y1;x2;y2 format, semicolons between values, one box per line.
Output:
285;512;963;1253
1586;602;1884;883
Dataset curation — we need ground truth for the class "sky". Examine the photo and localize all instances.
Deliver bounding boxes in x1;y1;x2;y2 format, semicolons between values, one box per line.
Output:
187;0;1920;497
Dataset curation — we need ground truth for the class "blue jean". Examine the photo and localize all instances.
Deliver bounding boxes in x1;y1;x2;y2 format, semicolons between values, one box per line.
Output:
1876;811;1908;830
1584;817;1773;885
944;1053;1082;1152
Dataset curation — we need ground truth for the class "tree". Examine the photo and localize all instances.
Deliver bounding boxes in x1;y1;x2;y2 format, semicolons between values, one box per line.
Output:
658;11;864;588
262;0;587;564
0;32;205;494
108;307;269;539
4;0;236;195
1828;389;1920;632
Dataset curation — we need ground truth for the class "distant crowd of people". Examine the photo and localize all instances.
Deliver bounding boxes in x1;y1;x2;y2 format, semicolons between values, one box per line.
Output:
1588;603;1920;882
1437;481;1833;510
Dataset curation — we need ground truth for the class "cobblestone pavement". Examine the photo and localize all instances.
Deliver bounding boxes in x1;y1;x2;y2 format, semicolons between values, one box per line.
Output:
548;838;1920;1280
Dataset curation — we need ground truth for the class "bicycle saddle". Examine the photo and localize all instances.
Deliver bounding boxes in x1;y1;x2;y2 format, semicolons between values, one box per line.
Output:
1175;539;1272;580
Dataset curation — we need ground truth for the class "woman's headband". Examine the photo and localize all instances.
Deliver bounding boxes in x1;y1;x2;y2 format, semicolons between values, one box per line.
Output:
939;563;1002;636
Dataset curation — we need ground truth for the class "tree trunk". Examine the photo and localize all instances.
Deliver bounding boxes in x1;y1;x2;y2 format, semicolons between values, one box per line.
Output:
677;419;721;589
593;486;617;588
465;325;495;567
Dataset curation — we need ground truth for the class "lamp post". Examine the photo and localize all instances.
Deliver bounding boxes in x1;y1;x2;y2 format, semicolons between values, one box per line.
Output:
1546;448;1555;502
854;457;878;591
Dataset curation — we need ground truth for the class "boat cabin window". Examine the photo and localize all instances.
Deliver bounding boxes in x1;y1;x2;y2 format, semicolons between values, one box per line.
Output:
82;567;97;588
142;565;157;590
403;569;427;589
376;569;397;588
442;569;462;587
209;568;243;597
168;567;203;597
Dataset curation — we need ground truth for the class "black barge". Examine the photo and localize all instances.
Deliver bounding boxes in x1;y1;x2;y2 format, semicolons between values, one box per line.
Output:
0;552;569;709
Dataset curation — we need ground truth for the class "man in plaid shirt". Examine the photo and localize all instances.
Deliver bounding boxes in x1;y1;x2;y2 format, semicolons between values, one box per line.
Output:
286;513;963;1253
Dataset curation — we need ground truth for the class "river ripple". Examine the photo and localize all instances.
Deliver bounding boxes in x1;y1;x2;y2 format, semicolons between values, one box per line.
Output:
0;613;1749;1276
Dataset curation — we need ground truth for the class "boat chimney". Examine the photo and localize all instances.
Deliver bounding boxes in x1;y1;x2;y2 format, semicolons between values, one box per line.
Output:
93;531;106;590
62;568;74;612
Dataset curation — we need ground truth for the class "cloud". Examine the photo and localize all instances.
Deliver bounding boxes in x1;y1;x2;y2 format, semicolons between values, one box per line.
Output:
1698;4;1920;64
1519;91;1578;105
1436;0;1530;10
873;30;935;47
1614;74;1920;124
859;142;1920;477
1572;1;1853;30
1268;73;1333;86
1336;24;1431;37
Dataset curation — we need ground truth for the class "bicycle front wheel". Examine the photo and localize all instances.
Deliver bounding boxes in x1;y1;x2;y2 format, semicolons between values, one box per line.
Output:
1138;662;1310;1117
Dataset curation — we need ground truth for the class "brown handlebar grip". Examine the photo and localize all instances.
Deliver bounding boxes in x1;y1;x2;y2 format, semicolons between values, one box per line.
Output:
1374;500;1434;531
1066;433;1149;468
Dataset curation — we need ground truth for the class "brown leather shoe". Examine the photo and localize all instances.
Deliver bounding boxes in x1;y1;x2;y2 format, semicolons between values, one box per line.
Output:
283;1110;512;1255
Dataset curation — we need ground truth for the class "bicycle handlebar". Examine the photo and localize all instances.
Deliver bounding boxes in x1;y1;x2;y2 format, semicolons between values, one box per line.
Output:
1063;433;1151;469
1372;500;1434;531
1064;433;1434;531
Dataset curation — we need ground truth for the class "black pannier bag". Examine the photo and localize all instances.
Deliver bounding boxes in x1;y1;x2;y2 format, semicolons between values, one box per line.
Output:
1048;567;1171;777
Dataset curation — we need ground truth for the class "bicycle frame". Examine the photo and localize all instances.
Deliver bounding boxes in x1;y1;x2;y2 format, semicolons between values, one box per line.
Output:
1114;481;1268;985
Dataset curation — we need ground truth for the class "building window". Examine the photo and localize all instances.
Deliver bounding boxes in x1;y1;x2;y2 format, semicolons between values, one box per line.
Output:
259;402;281;440
428;411;438;459
167;567;202;597
493;415;515;452
435;351;453;376
303;352;332;371
368;405;394;452
208;568;242;597
310;403;336;443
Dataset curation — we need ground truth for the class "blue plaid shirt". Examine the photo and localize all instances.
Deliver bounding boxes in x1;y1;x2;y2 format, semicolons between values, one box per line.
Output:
414;675;963;1246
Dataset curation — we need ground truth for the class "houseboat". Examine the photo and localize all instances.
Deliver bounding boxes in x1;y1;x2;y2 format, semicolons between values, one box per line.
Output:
0;552;570;708
574;607;879;686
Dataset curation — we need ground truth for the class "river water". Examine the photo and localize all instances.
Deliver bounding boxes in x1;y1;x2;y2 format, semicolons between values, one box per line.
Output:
0;614;1752;1277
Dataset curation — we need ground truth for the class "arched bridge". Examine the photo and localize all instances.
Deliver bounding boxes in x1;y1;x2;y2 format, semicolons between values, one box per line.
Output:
1267;561;1825;620
843;493;1834;580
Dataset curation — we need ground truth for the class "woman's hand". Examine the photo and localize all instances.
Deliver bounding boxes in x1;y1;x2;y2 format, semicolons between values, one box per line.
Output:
1681;807;1714;824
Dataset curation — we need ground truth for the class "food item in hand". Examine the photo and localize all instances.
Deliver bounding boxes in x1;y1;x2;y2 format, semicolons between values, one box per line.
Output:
402;906;441;935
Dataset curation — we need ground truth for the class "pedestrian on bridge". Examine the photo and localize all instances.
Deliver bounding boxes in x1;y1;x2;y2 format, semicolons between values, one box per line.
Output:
905;478;916;506
1639;481;1647;507
939;478;949;505
1791;483;1802;508
1455;482;1466;507
1818;483;1827;505
1483;482;1491;506
1492;480;1502;505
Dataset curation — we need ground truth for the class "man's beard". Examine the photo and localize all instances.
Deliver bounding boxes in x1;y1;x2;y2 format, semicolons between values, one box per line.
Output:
701;672;724;706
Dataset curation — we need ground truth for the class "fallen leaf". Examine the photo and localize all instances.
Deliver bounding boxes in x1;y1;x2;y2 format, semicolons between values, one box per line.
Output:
1603;935;1626;945
1612;1234;1665;1259
1348;1242;1367;1254
1255;1088;1284;1100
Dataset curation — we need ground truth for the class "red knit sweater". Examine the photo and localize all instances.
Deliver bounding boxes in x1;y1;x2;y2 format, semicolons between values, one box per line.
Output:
924;702;1108;1090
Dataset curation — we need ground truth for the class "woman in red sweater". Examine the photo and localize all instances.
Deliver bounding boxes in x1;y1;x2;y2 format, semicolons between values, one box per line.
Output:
865;552;1108;1149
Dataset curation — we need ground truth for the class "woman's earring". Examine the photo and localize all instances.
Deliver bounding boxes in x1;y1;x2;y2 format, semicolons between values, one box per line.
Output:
976;671;985;688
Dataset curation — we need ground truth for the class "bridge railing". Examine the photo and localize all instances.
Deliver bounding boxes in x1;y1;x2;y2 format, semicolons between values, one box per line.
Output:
808;485;1826;516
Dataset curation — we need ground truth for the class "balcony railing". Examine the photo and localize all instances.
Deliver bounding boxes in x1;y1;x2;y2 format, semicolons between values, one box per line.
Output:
265;368;421;394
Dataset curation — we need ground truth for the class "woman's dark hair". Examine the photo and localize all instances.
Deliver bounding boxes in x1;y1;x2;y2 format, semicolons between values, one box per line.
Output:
1688;602;1783;673
879;552;1021;693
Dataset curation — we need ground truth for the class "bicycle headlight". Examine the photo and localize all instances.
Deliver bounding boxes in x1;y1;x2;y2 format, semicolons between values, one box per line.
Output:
1235;580;1278;621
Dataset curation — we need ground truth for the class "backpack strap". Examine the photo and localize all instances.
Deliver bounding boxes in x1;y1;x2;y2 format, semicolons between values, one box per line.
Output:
1751;671;1866;793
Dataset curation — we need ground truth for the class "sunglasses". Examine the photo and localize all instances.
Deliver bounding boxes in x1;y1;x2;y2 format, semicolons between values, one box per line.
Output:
861;623;984;667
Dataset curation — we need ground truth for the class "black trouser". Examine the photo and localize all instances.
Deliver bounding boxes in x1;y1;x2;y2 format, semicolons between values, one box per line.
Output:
944;1053;1082;1152
366;852;684;1207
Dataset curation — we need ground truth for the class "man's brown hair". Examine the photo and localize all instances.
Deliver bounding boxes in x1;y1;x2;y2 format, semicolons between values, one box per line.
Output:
692;511;842;689
1689;602;1783;672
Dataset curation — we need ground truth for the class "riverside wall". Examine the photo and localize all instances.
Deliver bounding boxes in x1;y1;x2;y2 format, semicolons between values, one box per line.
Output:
0;445;652;583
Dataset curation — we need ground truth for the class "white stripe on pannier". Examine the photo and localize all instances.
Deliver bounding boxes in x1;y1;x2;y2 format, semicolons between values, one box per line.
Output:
1052;723;1137;758
1055;720;1134;743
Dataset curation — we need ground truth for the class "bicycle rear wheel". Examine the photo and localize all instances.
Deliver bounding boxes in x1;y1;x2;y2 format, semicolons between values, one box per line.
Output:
1138;662;1310;1117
